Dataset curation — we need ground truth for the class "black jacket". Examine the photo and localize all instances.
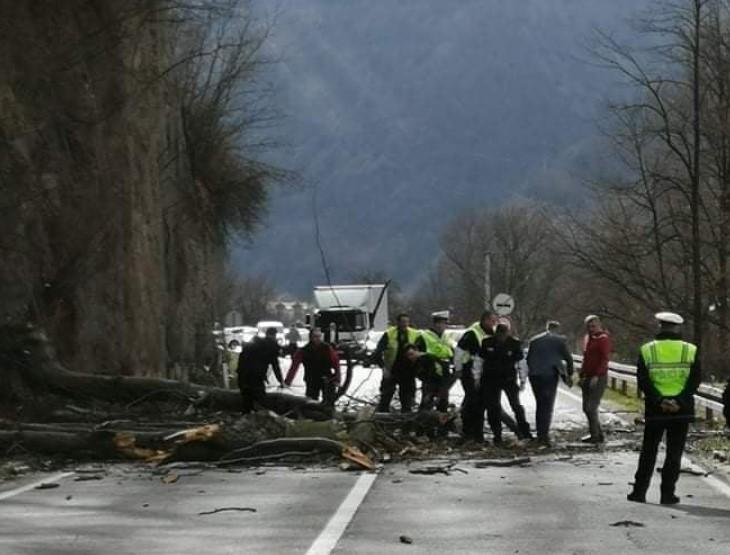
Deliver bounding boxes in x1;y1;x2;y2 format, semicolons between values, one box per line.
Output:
636;332;701;423
479;336;524;383
238;337;283;386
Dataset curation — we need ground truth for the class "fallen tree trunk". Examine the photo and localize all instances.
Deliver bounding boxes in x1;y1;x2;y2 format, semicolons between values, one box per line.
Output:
0;325;331;420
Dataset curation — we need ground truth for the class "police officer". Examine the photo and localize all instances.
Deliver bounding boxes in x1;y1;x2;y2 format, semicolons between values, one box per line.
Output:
415;311;454;411
373;313;421;413
627;312;701;505
479;323;532;444
455;311;497;441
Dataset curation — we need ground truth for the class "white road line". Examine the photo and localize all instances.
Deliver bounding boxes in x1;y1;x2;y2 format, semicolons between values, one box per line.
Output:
0;472;75;501
556;386;583;404
305;471;378;555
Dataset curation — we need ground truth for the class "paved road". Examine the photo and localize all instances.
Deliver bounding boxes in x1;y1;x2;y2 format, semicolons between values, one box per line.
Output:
1;367;729;554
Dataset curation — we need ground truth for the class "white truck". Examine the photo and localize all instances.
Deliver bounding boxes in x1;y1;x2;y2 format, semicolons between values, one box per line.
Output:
307;283;389;358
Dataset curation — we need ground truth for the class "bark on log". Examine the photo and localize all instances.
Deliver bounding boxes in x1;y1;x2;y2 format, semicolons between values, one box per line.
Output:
0;325;331;420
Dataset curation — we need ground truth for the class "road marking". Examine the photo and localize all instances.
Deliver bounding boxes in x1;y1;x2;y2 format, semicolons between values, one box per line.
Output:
305;471;378;555
556;386;582;404
0;472;75;501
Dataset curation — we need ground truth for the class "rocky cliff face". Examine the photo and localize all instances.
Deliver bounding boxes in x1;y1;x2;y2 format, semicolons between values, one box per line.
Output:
0;1;223;376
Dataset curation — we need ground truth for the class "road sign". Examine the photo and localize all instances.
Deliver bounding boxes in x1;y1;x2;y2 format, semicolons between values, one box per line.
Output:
492;293;515;316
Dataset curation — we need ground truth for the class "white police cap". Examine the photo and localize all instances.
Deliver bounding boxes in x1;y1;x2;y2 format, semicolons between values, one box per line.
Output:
431;310;450;321
655;311;684;325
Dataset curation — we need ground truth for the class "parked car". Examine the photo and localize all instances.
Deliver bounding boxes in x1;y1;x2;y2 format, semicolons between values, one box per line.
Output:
256;320;286;346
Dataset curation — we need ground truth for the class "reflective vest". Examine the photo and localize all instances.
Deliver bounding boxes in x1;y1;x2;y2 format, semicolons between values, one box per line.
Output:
421;329;454;361
383;326;421;369
460;322;490;364
640;339;696;397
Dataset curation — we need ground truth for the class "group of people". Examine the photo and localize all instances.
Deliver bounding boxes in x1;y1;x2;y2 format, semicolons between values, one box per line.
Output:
232;326;341;413
230;308;729;505
372;310;612;446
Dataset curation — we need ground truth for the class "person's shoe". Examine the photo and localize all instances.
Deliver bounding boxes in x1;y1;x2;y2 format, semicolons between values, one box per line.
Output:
581;435;604;444
627;491;646;503
660;493;680;505
492;435;504;446
535;436;551;448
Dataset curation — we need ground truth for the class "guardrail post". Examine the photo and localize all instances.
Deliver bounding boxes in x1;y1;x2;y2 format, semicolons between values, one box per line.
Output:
621;380;627;396
705;407;714;421
610;376;617;391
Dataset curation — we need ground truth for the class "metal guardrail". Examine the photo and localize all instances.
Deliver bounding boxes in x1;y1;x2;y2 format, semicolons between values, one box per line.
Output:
573;355;725;421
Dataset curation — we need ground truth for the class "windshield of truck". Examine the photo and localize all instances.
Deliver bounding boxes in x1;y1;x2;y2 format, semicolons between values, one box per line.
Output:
318;310;366;332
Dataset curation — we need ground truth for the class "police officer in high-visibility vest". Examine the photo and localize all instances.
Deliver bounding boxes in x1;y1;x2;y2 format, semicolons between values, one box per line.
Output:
373;313;421;412
627;312;701;505
415;311;455;411
455;311;498;441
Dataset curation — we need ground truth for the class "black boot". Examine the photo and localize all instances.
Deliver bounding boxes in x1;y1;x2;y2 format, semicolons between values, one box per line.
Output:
627;491;646;503
660;493;680;505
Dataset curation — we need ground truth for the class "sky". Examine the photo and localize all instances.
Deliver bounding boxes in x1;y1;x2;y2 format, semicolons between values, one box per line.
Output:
235;0;647;297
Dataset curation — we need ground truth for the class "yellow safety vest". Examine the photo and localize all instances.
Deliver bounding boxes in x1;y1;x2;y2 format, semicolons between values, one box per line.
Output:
460;321;489;364
421;329;454;361
383;326;421;369
640;339;696;397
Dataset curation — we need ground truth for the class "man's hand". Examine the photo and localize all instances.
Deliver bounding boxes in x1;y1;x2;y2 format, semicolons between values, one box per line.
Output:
589;376;598;388
660;398;680;413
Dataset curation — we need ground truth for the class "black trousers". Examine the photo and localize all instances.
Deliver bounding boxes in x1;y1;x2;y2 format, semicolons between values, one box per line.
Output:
378;367;416;413
305;376;336;406
482;377;531;439
461;377;482;440
238;377;267;414
420;377;450;412
633;420;689;497
529;374;559;440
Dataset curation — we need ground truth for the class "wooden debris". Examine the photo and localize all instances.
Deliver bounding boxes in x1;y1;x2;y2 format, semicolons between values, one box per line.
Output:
198;507;257;516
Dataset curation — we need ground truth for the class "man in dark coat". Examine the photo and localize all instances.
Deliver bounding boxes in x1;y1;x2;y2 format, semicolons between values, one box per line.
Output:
237;327;285;413
479;324;532;444
627;312;701;505
455;311;498;441
526;320;574;445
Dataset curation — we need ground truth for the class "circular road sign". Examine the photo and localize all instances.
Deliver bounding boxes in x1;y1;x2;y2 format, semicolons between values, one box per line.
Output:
492;293;515;316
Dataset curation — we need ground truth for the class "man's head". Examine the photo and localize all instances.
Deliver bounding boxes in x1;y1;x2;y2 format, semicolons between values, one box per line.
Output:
480;310;499;332
655;311;683;334
265;327;278;339
432;311;449;334
584;315;602;334
404;344;420;363
290;324;297;330
396;313;410;330
310;327;323;344
495;323;510;341
228;339;240;349
546;320;560;333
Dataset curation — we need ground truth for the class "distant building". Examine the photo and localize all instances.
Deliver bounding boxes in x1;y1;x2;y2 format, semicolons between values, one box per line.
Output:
266;299;311;325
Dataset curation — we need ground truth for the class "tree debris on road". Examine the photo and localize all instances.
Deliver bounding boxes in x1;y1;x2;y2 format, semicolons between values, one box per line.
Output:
198;507;257;516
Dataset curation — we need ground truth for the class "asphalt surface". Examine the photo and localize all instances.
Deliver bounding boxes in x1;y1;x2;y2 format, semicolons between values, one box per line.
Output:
1;365;729;554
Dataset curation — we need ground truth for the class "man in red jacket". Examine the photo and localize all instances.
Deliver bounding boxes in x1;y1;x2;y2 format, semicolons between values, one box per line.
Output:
284;328;341;406
580;315;612;443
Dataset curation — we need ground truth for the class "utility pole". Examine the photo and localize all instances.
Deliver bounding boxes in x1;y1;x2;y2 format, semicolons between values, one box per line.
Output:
484;252;492;310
